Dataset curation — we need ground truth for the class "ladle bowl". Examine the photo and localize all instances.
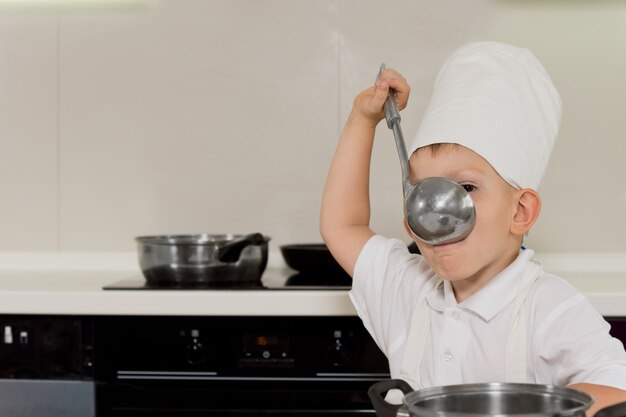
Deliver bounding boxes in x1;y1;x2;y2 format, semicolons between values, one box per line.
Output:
405;177;476;245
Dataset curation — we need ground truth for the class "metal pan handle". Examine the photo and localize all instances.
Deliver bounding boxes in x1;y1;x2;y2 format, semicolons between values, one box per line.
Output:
368;379;413;417
217;233;266;263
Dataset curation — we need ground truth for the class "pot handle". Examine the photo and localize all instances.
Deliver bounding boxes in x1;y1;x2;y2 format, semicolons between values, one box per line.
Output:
218;233;265;263
368;379;413;417
595;402;626;417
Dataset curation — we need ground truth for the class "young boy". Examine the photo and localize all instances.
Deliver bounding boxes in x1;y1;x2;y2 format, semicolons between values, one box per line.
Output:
320;41;626;415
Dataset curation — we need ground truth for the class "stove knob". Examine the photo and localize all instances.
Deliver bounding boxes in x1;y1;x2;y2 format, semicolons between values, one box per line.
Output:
186;341;207;365
329;339;349;368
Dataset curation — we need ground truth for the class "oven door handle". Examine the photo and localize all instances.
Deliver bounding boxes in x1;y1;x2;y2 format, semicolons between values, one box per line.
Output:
117;370;390;382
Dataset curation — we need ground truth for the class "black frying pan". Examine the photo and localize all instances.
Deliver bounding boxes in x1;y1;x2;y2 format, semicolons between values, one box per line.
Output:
280;243;349;277
280;242;420;278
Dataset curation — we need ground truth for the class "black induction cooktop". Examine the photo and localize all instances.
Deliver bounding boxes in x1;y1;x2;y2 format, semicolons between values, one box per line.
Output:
102;272;352;291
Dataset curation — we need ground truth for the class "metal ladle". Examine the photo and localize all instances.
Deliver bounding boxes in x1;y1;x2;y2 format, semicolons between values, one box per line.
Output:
378;64;476;245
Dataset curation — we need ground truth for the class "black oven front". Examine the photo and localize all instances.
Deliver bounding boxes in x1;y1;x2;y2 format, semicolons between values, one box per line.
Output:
94;315;389;416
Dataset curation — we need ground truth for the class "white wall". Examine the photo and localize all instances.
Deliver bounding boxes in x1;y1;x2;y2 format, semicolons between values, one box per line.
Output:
0;0;624;255
485;1;626;252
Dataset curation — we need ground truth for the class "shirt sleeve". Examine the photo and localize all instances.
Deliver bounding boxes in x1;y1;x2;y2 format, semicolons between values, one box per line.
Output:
532;279;626;390
349;235;436;359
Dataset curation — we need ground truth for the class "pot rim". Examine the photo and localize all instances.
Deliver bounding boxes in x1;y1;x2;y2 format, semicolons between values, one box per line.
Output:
403;382;593;417
135;234;270;246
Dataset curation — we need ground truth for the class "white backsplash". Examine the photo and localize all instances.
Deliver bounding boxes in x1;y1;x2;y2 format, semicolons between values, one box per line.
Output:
0;0;625;255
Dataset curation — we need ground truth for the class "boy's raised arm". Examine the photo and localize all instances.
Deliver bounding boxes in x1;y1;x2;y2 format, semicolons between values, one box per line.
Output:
320;69;409;277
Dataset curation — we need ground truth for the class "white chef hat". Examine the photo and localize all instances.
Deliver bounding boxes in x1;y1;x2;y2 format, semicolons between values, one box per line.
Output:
409;41;562;190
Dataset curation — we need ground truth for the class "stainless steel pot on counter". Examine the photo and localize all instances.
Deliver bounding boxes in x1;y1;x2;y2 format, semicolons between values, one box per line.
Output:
135;233;269;287
368;379;626;417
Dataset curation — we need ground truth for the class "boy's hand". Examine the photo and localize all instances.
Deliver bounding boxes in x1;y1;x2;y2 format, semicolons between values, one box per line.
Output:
352;68;410;128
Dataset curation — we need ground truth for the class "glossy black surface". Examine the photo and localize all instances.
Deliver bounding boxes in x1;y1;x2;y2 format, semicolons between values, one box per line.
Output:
103;272;352;290
94;315;389;416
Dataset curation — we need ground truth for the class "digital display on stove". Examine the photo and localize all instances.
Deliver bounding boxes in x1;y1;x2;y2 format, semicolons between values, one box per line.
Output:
243;333;289;352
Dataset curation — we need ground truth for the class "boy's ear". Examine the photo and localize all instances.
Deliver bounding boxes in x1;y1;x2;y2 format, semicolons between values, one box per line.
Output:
511;189;542;236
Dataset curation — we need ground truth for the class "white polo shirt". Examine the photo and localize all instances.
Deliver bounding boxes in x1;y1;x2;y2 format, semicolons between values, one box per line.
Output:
349;235;626;389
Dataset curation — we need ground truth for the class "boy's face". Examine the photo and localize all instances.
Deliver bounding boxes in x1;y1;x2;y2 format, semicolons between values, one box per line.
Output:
408;144;523;288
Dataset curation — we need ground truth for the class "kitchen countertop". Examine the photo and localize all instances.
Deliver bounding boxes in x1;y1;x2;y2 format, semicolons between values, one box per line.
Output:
0;267;357;316
0;251;625;316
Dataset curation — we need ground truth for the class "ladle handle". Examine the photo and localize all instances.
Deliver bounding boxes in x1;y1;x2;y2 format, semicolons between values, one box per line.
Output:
384;88;401;129
378;63;412;197
378;64;401;129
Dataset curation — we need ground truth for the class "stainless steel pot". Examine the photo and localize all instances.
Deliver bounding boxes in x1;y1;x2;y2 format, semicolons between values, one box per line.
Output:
368;379;599;417
135;233;269;287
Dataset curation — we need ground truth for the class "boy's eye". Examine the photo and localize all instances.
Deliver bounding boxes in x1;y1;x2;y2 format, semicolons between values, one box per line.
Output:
462;184;476;193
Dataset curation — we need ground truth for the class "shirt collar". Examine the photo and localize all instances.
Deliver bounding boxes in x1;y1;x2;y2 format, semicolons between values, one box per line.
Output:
425;248;536;321
425;280;453;312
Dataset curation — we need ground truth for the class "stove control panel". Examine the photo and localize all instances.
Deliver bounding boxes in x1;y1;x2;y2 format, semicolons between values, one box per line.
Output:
95;316;389;415
94;316;389;380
